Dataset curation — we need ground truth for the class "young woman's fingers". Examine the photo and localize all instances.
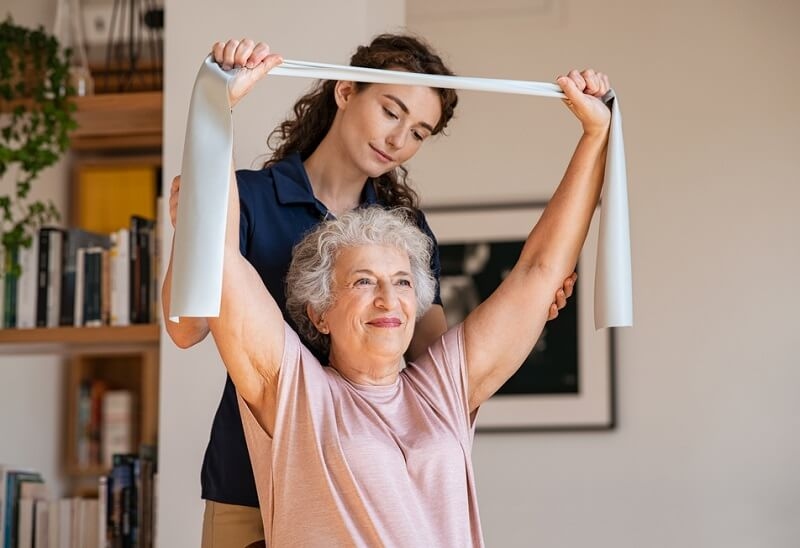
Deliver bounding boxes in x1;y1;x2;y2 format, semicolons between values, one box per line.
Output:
234;38;256;68
221;39;240;70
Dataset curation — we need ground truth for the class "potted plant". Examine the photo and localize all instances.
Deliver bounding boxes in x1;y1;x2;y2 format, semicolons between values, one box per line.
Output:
0;15;76;280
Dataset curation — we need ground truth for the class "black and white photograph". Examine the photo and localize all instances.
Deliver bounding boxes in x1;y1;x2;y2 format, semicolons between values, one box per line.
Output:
426;203;615;430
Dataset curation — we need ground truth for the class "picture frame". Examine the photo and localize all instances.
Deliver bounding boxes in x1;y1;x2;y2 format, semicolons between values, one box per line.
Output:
424;202;616;431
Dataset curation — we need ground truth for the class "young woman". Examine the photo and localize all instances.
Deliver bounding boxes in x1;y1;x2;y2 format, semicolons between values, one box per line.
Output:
162;34;575;547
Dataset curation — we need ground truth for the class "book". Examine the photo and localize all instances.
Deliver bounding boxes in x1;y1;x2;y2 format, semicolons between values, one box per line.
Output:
33;499;48;548
82;248;104;327
3;248;19;328
110;229;130;327
17;481;47;548
2;468;42;548
59;229;111;326
16;233;39;329
74;248;85;327
102;391;134;468
35;227;65;328
129;216;154;324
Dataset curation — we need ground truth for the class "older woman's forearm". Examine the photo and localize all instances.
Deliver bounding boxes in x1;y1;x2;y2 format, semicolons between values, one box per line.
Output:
521;129;608;284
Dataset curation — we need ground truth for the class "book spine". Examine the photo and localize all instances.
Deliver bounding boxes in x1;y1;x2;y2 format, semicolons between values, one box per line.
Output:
35;229;51;328
83;249;103;327
46;230;63;327
16;234;39;329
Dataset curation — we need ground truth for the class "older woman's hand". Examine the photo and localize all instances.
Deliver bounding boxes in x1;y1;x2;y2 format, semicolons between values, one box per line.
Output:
556;69;611;137
212;39;284;108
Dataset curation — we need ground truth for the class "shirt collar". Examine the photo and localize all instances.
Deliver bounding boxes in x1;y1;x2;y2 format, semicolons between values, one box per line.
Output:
273;152;380;209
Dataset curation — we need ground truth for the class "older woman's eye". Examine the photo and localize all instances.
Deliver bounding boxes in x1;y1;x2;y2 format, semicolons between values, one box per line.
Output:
355;278;374;286
396;279;413;287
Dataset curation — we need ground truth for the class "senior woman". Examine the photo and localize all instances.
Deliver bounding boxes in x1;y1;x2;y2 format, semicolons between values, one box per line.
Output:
198;66;612;546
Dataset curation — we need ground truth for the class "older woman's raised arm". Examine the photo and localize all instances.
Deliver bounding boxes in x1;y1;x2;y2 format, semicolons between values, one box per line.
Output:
211;166;285;412
462;69;612;413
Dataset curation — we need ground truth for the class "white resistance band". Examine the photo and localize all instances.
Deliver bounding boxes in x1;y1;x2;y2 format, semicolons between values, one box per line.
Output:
170;56;632;329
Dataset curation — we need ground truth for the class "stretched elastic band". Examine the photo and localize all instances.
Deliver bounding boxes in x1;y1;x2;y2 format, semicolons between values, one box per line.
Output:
170;55;632;329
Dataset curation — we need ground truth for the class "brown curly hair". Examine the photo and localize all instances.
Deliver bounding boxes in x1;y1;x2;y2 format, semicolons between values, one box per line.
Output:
264;34;459;211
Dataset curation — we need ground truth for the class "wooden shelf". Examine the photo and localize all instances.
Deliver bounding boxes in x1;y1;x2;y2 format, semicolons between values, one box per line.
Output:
0;324;159;345
71;92;163;151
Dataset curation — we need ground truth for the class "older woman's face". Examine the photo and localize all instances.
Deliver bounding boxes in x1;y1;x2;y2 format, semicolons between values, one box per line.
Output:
322;244;417;363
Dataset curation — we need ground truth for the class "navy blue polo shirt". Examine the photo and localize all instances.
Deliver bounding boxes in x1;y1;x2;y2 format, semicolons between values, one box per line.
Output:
201;152;443;507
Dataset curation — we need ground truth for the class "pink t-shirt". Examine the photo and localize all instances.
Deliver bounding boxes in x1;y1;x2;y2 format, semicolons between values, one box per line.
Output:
238;322;484;547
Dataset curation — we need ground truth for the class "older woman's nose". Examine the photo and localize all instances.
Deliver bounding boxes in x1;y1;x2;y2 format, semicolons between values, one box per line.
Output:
374;282;399;309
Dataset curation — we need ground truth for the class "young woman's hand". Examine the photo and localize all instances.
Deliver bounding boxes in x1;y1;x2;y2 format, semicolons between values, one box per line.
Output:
211;39;284;108
556;69;611;137
168;175;181;228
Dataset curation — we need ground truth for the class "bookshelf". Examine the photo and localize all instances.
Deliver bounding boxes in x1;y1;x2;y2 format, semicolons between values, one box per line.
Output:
0;324;158;345
0;92;163;488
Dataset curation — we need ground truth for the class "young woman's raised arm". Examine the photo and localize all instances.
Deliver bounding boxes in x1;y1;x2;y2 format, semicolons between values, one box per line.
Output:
463;69;612;412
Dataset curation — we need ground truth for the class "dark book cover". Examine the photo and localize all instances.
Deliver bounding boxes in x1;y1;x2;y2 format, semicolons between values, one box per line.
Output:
59;228;111;326
83;248;104;326
34;229;51;327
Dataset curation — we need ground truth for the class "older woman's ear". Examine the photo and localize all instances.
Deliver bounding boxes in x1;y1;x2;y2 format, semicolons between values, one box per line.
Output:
306;304;329;334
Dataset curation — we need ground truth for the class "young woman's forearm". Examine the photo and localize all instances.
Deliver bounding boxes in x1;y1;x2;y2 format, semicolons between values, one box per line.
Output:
161;240;211;347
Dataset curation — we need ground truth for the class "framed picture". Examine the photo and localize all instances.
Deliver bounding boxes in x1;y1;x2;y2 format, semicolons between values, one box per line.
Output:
424;202;616;431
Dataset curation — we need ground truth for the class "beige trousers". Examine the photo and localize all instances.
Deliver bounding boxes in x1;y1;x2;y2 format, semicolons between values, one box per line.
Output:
201;501;265;548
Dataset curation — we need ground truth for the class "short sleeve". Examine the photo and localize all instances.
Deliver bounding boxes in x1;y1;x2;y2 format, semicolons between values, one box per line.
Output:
416;210;442;305
404;323;475;440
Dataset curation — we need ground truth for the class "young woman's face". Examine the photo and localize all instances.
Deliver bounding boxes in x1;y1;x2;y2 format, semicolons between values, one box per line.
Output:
334;81;442;178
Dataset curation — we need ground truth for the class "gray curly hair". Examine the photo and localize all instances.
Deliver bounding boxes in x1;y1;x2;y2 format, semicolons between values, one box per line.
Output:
285;206;436;356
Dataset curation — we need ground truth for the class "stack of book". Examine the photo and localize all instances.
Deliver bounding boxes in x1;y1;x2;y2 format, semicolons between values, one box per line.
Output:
75;384;135;470
1;449;156;548
1;216;159;329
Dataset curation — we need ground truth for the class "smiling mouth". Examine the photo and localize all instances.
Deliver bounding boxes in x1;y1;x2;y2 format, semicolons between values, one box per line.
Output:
367;318;402;328
369;145;393;162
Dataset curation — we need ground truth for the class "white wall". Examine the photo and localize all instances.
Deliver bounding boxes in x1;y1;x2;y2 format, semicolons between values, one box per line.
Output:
407;0;800;547
157;1;403;545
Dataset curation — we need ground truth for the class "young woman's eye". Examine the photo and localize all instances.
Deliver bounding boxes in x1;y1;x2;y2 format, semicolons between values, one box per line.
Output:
382;107;399;120
411;130;424;142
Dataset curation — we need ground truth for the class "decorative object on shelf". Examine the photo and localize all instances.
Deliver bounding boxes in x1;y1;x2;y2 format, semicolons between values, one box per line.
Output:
104;0;163;92
53;0;95;96
0;17;76;278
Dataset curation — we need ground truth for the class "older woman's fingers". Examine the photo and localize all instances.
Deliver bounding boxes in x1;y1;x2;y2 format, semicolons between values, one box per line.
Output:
567;69;586;92
581;69;599;94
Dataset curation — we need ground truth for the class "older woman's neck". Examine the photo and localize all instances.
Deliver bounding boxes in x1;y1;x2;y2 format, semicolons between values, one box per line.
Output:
304;137;367;217
329;352;406;387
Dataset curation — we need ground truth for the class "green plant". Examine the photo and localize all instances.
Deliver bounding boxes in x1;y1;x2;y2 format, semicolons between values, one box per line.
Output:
0;15;77;276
